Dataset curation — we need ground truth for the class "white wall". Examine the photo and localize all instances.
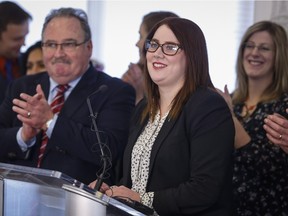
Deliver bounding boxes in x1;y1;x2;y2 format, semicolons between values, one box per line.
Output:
254;1;288;33
13;0;258;91
93;0;255;91
254;1;273;21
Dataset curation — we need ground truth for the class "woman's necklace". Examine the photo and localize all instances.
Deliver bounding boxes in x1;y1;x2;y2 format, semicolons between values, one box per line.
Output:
242;102;257;119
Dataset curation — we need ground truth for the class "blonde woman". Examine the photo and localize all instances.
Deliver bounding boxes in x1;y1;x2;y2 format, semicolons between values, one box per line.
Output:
219;21;288;215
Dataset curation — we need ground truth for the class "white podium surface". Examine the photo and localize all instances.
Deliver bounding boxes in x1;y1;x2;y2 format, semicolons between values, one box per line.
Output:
0;163;145;216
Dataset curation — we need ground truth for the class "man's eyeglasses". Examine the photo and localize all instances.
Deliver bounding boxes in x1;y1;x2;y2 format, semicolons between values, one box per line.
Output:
145;40;182;56
243;42;273;53
41;40;88;52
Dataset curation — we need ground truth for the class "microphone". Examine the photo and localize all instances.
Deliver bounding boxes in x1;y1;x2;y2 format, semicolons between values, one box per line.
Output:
86;84;110;191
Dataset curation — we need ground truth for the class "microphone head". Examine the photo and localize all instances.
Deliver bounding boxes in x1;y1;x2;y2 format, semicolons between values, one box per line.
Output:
98;84;108;93
88;84;108;99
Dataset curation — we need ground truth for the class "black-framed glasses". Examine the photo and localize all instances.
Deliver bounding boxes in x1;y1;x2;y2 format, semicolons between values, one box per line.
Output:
145;40;182;56
243;42;273;53
42;40;88;52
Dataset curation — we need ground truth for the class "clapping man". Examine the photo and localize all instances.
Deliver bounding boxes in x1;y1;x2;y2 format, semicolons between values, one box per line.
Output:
0;8;135;185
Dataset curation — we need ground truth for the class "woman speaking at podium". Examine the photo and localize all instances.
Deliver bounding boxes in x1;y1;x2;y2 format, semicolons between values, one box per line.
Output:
90;17;234;216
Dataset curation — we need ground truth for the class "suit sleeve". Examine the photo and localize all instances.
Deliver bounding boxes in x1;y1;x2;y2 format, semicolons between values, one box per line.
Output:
0;80;32;160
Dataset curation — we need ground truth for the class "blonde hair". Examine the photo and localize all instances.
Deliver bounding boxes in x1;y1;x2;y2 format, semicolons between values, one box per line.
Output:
233;21;288;104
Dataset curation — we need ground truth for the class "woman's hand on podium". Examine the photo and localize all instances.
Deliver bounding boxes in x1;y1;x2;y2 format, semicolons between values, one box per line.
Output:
89;180;141;203
88;180;110;193
106;185;140;202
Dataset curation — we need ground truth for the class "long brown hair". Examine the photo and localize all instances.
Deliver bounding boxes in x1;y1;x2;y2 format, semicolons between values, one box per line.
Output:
233;21;288;104
141;17;214;122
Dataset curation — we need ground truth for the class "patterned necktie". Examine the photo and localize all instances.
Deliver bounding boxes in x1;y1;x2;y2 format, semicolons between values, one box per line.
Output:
37;84;70;167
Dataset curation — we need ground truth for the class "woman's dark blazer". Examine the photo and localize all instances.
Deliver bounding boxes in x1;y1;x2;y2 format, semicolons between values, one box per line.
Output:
122;87;235;216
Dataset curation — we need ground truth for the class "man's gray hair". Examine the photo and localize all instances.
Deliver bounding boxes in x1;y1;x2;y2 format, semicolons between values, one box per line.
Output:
41;7;91;41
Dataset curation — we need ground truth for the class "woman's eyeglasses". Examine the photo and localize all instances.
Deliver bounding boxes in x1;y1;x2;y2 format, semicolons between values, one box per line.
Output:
243;42;274;53
145;40;182;56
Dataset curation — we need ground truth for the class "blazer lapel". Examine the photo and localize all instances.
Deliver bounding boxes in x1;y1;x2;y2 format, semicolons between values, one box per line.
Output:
149;118;176;175
127;115;176;177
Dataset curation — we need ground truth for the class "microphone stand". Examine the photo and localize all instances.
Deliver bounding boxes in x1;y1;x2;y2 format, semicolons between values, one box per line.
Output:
86;86;108;192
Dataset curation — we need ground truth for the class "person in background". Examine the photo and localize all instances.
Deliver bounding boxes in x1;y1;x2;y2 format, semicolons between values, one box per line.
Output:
0;1;32;103
122;11;179;104
0;7;135;186
218;21;288;215
90;17;235;216
22;41;46;75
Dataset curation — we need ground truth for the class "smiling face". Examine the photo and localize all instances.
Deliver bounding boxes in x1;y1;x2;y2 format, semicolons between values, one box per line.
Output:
0;21;29;59
243;31;275;82
42;16;92;84
146;24;186;90
26;48;45;75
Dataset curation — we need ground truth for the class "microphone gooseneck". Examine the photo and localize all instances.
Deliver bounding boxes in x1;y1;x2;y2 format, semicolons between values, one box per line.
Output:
86;84;110;192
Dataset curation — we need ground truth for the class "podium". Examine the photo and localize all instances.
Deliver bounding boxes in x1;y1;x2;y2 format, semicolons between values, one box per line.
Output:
0;163;146;216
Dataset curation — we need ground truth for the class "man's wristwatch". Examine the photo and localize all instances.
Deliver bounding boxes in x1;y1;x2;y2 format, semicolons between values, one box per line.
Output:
43;118;53;131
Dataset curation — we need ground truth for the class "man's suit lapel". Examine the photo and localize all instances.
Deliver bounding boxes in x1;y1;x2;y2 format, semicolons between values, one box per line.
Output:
33;73;50;159
23;73;50;98
39;73;50;99
61;67;100;117
37;67;99;160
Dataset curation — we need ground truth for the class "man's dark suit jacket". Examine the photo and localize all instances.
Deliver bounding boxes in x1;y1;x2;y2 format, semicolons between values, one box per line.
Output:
122;87;235;216
0;55;24;104
0;65;135;185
